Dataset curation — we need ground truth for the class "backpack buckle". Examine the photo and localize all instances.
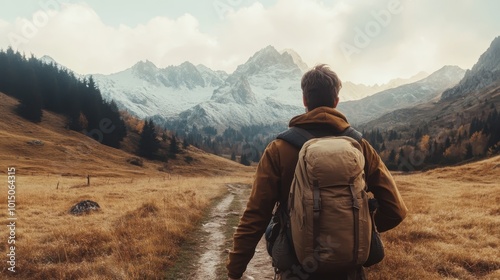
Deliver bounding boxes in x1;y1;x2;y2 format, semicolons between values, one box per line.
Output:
313;197;321;212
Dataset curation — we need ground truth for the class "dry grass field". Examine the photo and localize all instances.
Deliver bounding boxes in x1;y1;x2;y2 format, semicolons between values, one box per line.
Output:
0;175;253;279
366;156;500;280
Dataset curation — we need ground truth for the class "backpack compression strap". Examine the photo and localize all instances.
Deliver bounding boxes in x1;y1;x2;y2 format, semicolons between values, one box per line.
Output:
277;126;363;148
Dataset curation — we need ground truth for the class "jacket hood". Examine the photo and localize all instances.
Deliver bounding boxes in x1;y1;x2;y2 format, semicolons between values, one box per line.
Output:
289;106;350;131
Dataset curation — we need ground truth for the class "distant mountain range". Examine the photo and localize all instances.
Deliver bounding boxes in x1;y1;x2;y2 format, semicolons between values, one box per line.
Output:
338;65;466;125
84;46;442;132
360;36;500;132
41;45;474;133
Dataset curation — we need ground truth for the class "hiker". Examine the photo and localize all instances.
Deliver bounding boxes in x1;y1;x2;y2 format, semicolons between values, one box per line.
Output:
227;64;407;280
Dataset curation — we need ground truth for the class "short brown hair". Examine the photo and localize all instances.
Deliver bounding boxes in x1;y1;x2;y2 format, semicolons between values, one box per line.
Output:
301;64;342;111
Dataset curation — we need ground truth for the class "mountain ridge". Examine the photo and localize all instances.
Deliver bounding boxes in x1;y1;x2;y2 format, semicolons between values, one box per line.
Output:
38;46;464;134
338;65;466;125
441;36;500;100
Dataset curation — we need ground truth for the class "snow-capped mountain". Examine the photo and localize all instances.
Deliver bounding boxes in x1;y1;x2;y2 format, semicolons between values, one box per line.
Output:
337;65;466;125
40;55;72;72
40;46;466;133
172;46;305;131
281;49;309;73
91;61;228;119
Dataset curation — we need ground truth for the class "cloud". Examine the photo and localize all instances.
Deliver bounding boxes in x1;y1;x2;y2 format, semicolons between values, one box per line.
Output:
214;0;346;70
0;18;9;28
0;0;498;84
0;3;218;75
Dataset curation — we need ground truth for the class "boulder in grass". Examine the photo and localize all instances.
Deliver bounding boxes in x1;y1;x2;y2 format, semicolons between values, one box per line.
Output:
27;139;44;146
70;200;101;215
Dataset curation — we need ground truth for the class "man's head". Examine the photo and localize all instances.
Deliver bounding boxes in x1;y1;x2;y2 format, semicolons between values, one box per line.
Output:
301;64;342;111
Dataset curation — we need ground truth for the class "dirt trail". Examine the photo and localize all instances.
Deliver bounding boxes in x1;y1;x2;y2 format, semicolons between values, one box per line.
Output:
190;184;275;280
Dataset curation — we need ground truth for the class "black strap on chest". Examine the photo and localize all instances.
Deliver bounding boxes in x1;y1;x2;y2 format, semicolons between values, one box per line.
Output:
277;126;363;148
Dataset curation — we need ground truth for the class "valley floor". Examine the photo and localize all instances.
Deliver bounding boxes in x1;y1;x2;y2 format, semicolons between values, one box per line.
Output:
0;156;498;279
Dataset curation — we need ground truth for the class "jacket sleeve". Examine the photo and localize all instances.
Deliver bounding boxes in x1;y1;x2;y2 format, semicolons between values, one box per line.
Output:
361;139;408;232
226;142;281;279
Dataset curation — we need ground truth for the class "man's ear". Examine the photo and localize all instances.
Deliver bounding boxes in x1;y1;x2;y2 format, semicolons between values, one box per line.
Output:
333;97;339;108
303;95;308;110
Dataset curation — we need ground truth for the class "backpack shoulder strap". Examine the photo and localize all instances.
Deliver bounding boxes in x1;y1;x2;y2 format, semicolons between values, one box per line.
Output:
276;126;363;149
276;127;314;149
341;127;363;143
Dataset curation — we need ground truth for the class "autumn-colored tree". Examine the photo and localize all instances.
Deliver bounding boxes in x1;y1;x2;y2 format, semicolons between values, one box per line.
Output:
419;135;431;154
469;131;488;156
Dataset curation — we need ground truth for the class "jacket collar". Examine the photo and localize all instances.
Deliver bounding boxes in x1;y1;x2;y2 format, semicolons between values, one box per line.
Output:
289;106;350;132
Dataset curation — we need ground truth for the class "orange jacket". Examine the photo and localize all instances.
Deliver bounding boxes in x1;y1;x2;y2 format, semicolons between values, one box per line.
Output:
227;107;408;279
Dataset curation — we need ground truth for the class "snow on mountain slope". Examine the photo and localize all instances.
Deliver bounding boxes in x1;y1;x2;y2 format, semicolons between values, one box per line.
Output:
170;46;305;131
281;48;309;73
92;61;227;119
39;47;458;133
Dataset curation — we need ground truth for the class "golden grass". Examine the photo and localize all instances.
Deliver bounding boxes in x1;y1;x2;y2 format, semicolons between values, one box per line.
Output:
0;174;253;279
366;156;500;279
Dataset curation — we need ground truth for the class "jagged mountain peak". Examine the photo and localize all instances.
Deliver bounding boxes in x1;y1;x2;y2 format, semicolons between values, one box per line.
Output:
384;71;429;88
131;59;158;73
281;48;309;73
177;61;197;70
40;55;57;64
419;65;465;84
247;45;288;66
134;59;157;67
253;45;280;58
441;36;500;100
471;36;500;73
130;60;159;85
232;45;299;77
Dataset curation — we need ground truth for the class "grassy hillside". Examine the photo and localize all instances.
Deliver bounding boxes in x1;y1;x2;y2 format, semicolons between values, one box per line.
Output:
367;155;500;279
0;92;248;177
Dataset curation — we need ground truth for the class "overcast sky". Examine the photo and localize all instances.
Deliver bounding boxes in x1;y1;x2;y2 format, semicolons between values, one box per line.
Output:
0;0;499;85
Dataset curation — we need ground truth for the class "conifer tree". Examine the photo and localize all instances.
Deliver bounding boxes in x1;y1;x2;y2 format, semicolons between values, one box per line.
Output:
388;149;396;163
240;154;251;166
169;134;180;158
465;143;473;159
138;119;160;159
16;68;43;122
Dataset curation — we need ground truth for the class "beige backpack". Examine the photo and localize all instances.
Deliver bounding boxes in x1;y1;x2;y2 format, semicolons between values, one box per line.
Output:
283;127;372;274
288;133;372;274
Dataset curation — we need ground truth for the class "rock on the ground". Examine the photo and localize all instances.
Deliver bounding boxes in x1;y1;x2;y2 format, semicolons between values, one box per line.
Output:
70;200;101;215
